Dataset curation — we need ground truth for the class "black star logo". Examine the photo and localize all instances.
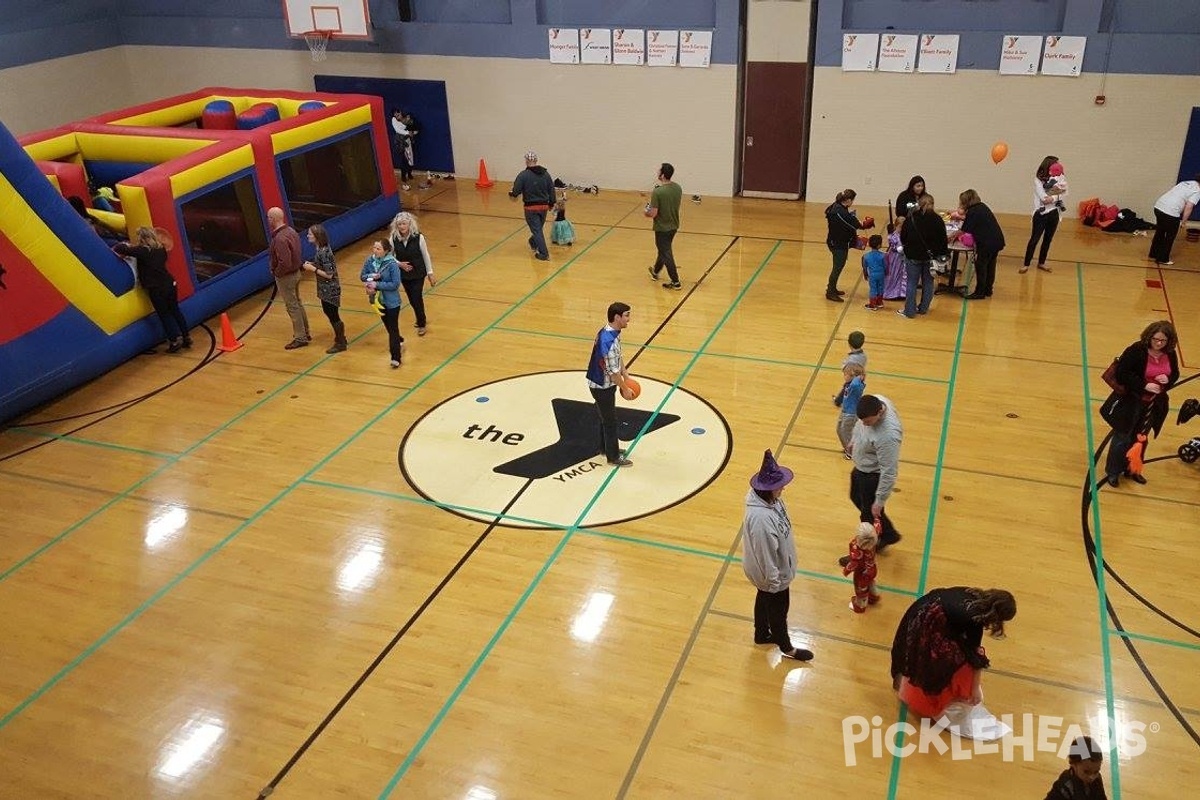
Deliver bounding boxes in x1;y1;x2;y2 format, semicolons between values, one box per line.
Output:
0;262;6;290
493;398;680;479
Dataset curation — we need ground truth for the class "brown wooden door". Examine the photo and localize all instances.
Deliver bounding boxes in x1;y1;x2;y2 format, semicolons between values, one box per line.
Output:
740;61;807;198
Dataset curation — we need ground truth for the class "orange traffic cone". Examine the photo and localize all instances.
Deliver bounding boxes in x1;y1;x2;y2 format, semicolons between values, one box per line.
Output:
216;312;243;352
475;158;494;188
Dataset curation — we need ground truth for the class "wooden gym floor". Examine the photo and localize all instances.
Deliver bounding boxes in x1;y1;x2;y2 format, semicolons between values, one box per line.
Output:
1;181;1198;799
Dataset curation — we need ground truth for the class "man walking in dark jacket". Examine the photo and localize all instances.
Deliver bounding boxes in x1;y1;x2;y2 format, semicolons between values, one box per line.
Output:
510;151;555;261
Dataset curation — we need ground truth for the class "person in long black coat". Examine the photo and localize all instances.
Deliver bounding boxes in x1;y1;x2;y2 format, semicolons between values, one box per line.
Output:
1101;321;1180;487
957;189;1006;300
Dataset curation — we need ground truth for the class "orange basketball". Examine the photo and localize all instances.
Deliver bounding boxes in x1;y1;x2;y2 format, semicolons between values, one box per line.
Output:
622;377;642;400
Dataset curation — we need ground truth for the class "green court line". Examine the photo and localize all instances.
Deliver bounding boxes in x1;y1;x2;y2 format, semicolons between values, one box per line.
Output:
1108;629;1200;654
0;228;520;587
0;225;580;731
884;295;971;800
303;479;919;597
301;478;562;529
493;325;950;384
376;239;776;797
1078;270;1124;798
574;527;919;598
4;428;174;460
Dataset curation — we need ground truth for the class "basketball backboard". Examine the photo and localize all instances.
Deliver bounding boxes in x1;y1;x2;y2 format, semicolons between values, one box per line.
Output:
283;0;372;39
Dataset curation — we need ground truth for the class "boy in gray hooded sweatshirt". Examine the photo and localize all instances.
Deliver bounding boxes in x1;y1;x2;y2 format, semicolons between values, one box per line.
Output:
740;450;814;661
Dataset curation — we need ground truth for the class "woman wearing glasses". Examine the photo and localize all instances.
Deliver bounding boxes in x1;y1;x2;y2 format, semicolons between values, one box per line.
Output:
1101;321;1180;487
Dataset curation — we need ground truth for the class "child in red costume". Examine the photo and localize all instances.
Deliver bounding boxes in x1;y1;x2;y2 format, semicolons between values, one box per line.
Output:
844;521;881;613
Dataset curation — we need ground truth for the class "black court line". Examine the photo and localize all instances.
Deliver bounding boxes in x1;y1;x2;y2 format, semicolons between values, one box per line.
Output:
205;359;416;393
415;206;1196;273
258;478;536;798
615;277;853;797
626;236;740;368
1084;437;1200;750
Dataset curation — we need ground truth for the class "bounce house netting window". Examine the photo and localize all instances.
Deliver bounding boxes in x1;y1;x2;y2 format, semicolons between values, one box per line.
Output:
279;129;382;230
181;174;268;283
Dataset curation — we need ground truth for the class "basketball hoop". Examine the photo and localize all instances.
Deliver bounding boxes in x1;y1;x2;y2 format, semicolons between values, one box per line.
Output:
303;30;333;62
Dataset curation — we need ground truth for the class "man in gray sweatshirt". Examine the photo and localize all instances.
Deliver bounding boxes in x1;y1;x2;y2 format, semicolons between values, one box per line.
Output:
849;394;903;549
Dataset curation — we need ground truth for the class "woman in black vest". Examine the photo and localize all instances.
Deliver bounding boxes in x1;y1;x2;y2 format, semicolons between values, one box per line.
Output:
388;212;437;335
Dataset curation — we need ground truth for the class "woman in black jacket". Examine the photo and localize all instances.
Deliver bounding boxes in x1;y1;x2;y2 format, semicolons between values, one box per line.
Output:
824;188;866;302
895;175;927;219
957;189;1006;300
898;195;948;318
113;227;191;353
1102;320;1180;487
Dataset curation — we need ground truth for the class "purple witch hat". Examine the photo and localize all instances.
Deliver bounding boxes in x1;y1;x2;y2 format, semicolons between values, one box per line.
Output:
750;449;793;491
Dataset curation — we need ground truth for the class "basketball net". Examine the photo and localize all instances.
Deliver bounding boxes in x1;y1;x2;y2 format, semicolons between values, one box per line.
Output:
303;30;333;62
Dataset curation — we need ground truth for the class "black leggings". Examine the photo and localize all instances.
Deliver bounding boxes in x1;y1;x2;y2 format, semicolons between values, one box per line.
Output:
1024;211;1060;267
402;279;427;328
1148;208;1181;263
754;588;795;653
381;306;404;361
320;300;341;325
147;285;188;342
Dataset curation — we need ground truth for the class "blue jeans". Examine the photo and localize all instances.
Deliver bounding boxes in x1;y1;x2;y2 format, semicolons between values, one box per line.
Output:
868;272;885;300
903;259;934;317
524;209;549;258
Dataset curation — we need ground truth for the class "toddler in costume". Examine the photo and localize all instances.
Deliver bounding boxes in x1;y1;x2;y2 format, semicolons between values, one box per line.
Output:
551;192;575;245
1043;162;1069;213
861;234;886;309
843;521;881;613
834;363;866;458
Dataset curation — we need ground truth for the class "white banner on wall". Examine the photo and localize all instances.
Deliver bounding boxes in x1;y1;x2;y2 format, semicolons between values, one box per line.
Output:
917;34;959;73
1041;35;1086;76
612;28;645;65
580;28;612;64
999;35;1042;75
647;29;679;67
877;33;917;73
548;28;580;64
841;33;879;71
679;30;713;68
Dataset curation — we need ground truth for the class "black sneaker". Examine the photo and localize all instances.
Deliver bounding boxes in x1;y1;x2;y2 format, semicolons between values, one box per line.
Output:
663;282;682;290
608;457;633;467
781;648;814;661
826;292;844;302
647;266;659;281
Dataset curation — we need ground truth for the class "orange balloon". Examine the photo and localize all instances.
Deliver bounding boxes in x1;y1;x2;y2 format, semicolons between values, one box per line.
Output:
622;377;642;400
991;142;1009;164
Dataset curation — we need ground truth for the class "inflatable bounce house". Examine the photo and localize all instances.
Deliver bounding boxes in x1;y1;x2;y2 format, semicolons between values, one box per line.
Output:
0;87;398;422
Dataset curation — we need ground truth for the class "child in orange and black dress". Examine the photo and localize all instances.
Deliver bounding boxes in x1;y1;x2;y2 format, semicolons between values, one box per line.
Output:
551;192;575;246
883;223;906;300
843;521;881;613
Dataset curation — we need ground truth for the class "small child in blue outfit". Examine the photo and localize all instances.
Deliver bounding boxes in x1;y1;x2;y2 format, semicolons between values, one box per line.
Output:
834;362;866;458
861;234;886;309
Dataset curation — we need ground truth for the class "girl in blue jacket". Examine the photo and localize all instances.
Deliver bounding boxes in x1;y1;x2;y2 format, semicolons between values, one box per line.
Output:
361;239;404;367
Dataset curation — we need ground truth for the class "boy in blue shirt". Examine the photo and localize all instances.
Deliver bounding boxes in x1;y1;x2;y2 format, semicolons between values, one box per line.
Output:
862;234;886;310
